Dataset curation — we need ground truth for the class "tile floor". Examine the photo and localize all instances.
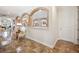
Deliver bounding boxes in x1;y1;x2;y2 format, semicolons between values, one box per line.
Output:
0;37;79;53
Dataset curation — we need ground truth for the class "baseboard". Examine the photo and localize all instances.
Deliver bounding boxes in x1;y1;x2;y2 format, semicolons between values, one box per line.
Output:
25;35;57;48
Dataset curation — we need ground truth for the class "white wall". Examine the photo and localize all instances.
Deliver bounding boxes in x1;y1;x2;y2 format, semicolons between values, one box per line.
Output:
26;7;58;48
57;6;78;44
0;6;78;48
0;6;58;48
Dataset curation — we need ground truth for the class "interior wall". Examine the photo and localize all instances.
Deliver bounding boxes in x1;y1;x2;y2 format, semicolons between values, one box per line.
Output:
0;6;78;48
57;6;78;44
0;6;58;48
26;7;58;48
77;7;79;43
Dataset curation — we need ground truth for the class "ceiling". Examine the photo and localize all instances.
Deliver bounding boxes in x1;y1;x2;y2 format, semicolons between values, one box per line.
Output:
0;6;37;17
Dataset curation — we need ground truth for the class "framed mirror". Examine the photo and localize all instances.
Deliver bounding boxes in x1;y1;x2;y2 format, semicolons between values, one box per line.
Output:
21;13;30;26
0;16;13;41
30;7;49;29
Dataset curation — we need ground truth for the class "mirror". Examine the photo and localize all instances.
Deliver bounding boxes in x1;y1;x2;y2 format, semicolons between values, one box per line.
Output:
21;13;30;26
21;13;30;37
0;17;12;30
30;7;49;29
0;16;13;46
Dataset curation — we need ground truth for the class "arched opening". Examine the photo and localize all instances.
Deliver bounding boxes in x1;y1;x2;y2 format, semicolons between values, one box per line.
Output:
30;7;49;29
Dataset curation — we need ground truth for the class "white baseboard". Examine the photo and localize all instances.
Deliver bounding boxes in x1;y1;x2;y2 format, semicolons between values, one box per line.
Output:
25;35;57;48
